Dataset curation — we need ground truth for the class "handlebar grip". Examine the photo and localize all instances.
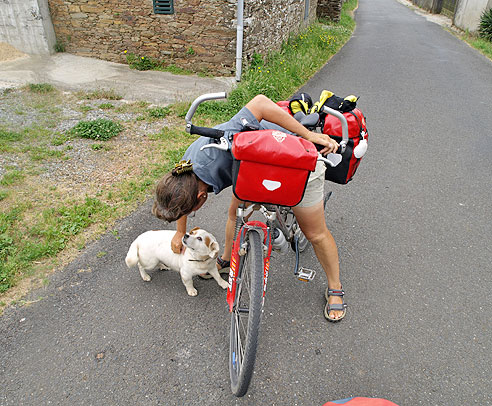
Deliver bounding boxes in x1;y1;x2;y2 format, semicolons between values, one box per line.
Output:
314;143;343;154
189;125;225;140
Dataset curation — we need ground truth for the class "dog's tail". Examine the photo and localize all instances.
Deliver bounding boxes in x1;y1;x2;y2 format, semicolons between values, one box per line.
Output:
125;240;139;268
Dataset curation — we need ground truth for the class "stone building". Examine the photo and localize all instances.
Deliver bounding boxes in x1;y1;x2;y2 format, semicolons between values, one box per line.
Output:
46;0;319;76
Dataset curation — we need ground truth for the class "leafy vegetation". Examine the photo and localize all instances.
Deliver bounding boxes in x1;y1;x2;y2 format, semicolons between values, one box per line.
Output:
70;119;123;141
478;7;492;42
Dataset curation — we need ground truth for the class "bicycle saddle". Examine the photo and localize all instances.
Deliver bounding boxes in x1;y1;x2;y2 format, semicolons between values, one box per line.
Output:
293;111;320;129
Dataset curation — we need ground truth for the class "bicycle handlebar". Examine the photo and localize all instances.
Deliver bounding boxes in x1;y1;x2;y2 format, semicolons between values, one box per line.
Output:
185;92;227;134
185;93;349;156
320;106;349;154
189;125;225;139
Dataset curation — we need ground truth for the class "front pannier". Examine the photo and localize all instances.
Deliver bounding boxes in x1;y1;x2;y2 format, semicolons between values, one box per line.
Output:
231;130;318;207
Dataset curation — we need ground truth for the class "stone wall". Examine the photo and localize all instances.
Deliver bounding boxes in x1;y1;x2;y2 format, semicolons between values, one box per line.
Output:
0;0;56;55
47;0;237;75
242;0;319;62
412;0;443;13
47;0;318;76
317;0;342;22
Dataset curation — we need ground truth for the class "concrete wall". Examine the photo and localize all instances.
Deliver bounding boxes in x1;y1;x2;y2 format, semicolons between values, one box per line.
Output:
454;0;491;31
0;0;56;54
47;0;317;76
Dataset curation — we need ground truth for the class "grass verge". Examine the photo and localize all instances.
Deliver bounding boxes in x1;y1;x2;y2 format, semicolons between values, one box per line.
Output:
457;31;492;60
0;1;358;311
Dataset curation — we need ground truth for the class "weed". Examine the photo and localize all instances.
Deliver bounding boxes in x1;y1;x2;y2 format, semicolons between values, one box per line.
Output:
28;83;55;94
0;169;24;186
147;106;170;119
126;53;159;70
99;103;115;110
54;40;66;53
79;105;93;113
0;191;8;201
51;134;69;146
187;47;196;56
78;89;123;100
91;143;104;151
71;119;123;141
27;146;64;162
0;129;24;152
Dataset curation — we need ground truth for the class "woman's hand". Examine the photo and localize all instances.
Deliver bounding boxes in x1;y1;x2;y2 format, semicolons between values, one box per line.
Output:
171;231;185;254
309;131;339;155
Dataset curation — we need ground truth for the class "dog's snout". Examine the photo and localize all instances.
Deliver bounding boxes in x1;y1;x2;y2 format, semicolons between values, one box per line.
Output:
183;233;189;240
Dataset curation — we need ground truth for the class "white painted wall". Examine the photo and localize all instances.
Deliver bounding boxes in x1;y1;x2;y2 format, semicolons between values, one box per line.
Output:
0;0;56;55
454;0;491;32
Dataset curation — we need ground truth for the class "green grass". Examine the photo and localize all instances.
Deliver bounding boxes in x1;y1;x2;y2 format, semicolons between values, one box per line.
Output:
0;169;24;186
0;197;114;293
460;31;492;60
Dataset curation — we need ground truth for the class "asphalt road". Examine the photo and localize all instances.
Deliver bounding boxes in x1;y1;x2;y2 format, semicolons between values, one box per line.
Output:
1;0;491;405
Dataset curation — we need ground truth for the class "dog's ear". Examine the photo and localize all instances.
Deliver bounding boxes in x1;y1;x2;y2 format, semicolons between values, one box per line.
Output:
189;227;200;234
208;239;220;259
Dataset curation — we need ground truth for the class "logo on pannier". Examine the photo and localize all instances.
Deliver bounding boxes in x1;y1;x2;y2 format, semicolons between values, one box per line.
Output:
262;179;281;191
272;131;287;143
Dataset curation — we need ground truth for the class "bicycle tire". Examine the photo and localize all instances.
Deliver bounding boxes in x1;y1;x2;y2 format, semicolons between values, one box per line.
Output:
229;229;264;397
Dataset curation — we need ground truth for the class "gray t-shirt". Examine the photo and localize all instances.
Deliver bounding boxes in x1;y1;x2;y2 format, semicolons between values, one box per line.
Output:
183;106;292;194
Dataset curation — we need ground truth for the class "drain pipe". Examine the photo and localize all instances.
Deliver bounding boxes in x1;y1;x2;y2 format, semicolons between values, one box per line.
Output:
235;0;244;82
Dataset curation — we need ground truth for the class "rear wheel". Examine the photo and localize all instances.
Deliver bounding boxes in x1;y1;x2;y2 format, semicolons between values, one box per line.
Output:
229;229;264;397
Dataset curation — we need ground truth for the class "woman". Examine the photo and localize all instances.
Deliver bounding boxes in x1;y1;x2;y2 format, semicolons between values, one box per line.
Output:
152;95;347;321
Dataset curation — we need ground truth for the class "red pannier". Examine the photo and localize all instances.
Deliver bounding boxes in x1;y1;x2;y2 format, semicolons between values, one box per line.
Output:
231;129;318;206
322;107;368;184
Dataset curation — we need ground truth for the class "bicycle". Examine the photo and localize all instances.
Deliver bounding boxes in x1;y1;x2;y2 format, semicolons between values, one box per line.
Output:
185;92;349;397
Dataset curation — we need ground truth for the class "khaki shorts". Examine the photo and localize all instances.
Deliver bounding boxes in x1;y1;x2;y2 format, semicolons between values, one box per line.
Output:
296;161;326;208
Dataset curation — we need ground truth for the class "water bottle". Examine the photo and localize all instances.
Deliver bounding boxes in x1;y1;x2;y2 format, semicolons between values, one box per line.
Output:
272;228;289;254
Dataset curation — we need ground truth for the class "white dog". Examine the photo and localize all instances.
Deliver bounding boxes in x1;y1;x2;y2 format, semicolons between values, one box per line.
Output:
125;227;228;296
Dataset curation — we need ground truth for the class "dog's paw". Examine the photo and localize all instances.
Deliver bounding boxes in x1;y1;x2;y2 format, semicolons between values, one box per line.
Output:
141;274;151;282
219;279;229;289
187;288;198;297
159;264;170;271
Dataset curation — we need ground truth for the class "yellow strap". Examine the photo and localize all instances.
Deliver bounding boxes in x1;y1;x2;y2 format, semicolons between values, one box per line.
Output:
310;90;334;113
290;100;310;114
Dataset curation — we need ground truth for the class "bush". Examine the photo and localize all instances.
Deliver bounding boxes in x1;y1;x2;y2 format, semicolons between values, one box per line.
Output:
71;119;123;141
479;8;492;42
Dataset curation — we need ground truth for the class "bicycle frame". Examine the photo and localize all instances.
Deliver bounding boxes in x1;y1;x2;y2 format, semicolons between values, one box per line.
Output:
226;205;273;312
226;201;307;312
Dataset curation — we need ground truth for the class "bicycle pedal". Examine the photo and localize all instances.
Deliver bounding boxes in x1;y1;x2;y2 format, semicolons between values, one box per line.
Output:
297;267;316;282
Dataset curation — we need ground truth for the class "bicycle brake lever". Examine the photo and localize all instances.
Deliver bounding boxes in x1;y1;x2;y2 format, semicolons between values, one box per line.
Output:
200;137;229;151
318;153;342;167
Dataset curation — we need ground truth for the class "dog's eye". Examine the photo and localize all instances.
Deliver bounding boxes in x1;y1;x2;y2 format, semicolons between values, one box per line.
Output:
197;237;202;241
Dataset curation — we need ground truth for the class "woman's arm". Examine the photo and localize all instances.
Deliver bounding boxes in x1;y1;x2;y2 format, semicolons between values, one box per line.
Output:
245;94;339;154
172;215;187;253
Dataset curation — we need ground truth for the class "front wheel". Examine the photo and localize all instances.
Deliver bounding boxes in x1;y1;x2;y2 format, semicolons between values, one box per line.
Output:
229;229;264;397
